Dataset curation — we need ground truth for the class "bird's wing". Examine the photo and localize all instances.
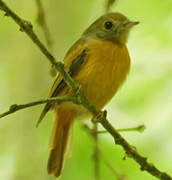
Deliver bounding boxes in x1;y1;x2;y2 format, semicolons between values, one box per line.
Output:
36;39;88;127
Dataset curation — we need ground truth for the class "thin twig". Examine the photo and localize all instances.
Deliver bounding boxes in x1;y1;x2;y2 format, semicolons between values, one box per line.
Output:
98;125;146;134
0;96;78;119
83;123;127;180
92;124;100;180
83;124;145;134
35;0;53;50
105;0;116;13
100;150;127;180
0;1;171;179
35;0;56;76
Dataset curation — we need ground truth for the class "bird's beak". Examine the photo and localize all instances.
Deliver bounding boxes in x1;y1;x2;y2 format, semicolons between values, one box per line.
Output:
123;21;139;28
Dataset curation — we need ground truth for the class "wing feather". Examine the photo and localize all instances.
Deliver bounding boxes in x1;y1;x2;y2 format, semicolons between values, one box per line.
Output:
36;39;88;127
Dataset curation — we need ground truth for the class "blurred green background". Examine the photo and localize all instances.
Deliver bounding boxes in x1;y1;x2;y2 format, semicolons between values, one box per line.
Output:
0;0;172;179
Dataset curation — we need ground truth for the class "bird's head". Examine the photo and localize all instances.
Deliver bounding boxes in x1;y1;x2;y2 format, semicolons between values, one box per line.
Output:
83;12;139;44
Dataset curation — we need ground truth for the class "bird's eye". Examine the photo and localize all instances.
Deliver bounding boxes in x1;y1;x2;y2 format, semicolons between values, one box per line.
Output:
104;21;113;30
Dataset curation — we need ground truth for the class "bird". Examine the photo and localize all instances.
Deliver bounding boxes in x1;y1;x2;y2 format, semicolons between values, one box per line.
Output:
37;12;139;178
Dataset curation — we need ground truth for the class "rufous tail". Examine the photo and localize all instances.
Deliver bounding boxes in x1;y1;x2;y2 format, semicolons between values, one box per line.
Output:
47;108;75;178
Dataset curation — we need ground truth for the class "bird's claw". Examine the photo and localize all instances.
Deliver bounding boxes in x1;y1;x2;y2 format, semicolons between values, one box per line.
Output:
92;110;107;123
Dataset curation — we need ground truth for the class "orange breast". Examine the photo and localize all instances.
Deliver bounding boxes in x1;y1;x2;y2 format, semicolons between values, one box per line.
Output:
75;39;131;109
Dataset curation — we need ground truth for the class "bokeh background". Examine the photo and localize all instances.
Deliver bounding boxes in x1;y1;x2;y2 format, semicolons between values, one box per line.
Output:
0;0;172;179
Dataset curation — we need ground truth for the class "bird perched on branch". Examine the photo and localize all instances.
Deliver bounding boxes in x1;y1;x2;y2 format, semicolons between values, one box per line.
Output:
37;12;139;178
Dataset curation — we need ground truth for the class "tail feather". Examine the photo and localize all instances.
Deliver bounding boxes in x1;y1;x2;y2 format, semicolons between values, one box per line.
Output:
47;108;75;178
36;103;52;128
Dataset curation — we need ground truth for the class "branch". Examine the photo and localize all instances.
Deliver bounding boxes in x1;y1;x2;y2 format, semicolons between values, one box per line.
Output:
35;0;53;51
35;0;56;77
105;0;116;13
98;125;146;134
83;124;146;135
100;151;127;180
83;123;127;180
92;124;100;180
96;111;172;180
0;1;171;179
0;96;78;119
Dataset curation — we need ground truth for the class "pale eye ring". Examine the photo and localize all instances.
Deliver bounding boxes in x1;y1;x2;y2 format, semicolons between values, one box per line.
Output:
104;21;113;30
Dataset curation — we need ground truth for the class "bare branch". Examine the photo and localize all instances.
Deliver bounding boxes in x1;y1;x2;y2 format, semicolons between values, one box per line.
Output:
98;125;146;134
0;96;78;119
83;123;127;180
97;111;172;180
105;0;116;13
92;124;100;180
35;0;53;50
35;0;56;77
0;1;171;179
100;150;127;180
